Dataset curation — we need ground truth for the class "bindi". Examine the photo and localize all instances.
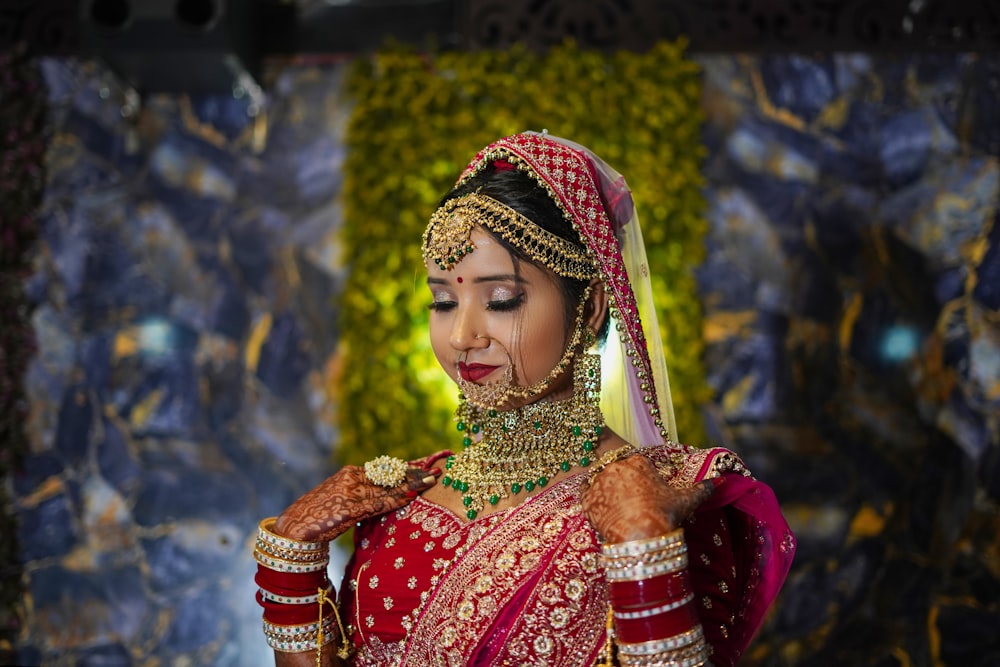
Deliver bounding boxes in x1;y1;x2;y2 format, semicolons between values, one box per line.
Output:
457;276;463;283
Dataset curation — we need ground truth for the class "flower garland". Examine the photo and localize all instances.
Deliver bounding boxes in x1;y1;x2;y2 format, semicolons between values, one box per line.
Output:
0;43;47;659
338;40;710;465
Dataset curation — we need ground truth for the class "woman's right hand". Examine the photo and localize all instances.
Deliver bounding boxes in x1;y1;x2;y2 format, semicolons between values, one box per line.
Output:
273;464;440;542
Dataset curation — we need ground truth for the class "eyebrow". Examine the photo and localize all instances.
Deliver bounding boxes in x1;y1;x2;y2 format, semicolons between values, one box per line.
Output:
427;274;525;286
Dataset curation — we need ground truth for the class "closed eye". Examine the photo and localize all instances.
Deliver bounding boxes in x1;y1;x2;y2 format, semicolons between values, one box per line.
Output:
428;301;456;312
486;294;525;312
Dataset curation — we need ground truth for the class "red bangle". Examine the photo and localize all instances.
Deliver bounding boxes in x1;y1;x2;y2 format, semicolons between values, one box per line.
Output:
256;591;322;625
609;569;692;609
255;573;330;597
614;600;700;644
256;565;328;593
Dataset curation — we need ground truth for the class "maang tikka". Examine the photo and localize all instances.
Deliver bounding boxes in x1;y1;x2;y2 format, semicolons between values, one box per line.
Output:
422;192;599;280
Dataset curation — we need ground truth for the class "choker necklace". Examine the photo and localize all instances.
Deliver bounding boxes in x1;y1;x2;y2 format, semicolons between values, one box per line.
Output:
442;350;604;520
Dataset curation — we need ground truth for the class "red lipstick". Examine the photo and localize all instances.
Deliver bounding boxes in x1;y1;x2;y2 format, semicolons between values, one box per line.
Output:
458;362;500;383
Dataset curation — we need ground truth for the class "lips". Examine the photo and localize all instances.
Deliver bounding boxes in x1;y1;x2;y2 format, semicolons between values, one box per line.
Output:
458;362;500;383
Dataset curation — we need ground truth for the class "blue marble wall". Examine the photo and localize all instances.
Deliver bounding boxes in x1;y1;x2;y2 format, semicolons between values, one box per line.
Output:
697;54;1000;665
16;58;352;666
10;52;1000;666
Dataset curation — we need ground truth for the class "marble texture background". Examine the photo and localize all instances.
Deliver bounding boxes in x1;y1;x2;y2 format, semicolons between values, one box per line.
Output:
9;53;1000;665
698;54;1000;666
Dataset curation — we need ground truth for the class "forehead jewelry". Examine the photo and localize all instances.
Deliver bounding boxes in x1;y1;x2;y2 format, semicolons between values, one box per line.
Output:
422;192;598;279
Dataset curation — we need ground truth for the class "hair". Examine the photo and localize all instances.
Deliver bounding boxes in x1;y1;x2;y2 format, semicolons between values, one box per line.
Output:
441;167;610;342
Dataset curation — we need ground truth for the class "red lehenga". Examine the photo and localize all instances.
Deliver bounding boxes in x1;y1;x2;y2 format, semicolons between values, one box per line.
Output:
340;445;795;667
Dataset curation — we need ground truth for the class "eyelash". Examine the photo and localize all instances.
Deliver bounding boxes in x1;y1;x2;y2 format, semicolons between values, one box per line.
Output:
487;294;525;312
427;294;525;313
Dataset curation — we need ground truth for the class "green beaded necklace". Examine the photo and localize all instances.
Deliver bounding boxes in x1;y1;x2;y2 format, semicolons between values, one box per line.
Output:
442;352;604;520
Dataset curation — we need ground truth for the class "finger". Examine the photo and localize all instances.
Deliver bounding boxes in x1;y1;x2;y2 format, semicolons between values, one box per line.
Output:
382;468;440;501
404;467;440;489
671;478;720;522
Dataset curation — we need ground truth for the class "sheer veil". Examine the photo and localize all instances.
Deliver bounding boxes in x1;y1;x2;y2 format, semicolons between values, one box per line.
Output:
547;135;679;447
528;132;678;447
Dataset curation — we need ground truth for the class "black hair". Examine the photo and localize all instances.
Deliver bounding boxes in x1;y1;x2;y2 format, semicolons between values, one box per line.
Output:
441;167;609;342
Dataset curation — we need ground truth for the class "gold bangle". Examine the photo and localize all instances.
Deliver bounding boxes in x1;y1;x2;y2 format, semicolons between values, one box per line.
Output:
601;528;684;558
615;625;705;655
604;552;689;582
616;640;709;667
263;621;335;653
617;642;708;667
254;549;329;574
255;538;330;564
258;517;328;552
601;542;688;570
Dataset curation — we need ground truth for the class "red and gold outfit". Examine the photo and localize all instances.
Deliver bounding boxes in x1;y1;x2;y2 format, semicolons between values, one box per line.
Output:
342;445;794;667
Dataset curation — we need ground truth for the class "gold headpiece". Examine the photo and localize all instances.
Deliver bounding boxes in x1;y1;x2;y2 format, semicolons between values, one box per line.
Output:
422;192;599;279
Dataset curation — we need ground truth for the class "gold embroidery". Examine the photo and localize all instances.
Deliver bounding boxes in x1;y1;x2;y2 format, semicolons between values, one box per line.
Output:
400;472;607;666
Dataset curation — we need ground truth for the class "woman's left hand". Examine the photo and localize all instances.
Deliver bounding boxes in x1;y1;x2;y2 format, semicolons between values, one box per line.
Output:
581;454;718;543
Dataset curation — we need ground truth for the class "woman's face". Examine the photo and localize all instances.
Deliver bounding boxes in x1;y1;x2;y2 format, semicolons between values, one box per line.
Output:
426;227;574;406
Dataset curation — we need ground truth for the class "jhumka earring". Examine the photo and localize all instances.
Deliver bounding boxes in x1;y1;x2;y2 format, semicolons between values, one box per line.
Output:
575;326;601;405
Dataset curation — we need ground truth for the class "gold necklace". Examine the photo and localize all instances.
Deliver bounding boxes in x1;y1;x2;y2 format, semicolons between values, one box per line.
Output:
443;352;604;519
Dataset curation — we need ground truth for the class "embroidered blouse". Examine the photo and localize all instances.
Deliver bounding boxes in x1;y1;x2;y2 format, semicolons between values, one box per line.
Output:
339;444;795;667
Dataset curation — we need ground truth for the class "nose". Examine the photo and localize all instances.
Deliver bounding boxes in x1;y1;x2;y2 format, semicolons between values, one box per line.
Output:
449;305;490;352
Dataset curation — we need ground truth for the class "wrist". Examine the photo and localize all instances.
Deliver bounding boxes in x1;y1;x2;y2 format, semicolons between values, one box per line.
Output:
253;517;352;660
601;530;709;667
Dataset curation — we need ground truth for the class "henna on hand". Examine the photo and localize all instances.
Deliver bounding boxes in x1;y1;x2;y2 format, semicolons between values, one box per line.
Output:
274;465;440;542
581;454;718;543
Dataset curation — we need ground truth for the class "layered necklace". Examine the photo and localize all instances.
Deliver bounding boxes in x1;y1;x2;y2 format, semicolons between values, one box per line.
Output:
442;347;605;520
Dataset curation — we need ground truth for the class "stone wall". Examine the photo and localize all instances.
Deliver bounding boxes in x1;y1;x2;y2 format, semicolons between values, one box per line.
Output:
8;53;1000;665
15;59;352;667
698;54;1000;665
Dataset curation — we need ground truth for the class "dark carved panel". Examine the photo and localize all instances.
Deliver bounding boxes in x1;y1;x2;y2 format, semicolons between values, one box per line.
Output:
3;0;1000;60
1;0;78;55
461;0;1000;52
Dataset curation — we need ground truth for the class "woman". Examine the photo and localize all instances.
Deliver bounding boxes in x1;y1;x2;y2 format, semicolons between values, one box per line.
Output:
252;132;795;666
